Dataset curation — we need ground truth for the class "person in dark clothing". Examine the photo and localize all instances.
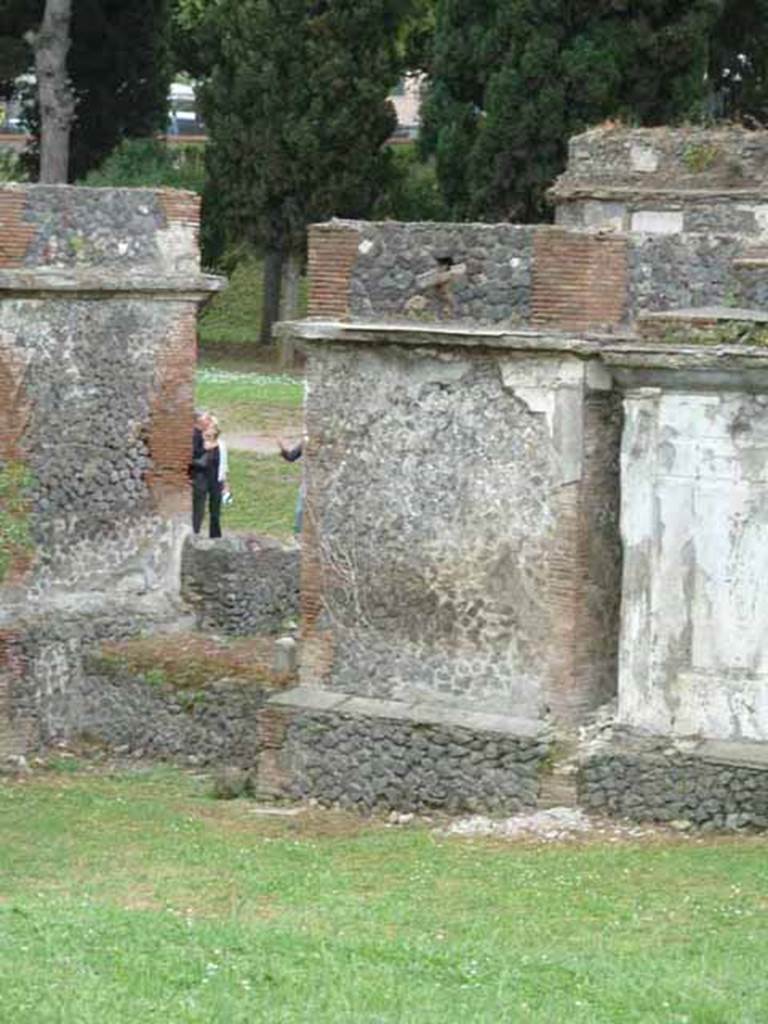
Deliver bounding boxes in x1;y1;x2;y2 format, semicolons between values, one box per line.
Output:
192;417;228;538
278;438;304;535
191;410;208;470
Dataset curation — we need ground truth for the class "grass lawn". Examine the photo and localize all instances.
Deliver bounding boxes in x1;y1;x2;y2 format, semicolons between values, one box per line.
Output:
198;258;308;347
195;367;304;436
194;367;304;538
223;451;301;538
198;258;265;346
1;766;767;1023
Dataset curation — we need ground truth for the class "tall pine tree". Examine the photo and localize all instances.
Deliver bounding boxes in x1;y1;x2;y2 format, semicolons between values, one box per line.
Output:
0;0;171;180
202;0;415;342
67;0;171;180
708;0;768;121
422;0;768;223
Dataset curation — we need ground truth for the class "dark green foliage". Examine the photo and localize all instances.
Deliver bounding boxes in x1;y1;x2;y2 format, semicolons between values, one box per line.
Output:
168;0;218;78
201;0;415;338
0;0;172;180
397;0;436;75
709;0;768;122
79;137;205;191
0;37;26;97
423;0;768;223
0;0;38;97
371;143;447;221
202;0;411;252
66;0;172;180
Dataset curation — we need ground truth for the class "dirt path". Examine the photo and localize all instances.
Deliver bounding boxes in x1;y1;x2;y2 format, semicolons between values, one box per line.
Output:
227;432;287;455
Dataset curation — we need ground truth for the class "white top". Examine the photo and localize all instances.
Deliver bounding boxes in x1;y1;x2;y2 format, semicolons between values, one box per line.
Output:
217;439;228;482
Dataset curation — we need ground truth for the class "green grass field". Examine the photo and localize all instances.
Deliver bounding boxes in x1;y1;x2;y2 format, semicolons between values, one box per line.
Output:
224;451;301;538
1;765;766;1023
194;367;304;537
199;259;265;346
195;367;304;435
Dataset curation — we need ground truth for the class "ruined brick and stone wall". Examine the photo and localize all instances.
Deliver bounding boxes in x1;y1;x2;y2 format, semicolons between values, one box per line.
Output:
0;184;220;756
552;126;768;231
180;534;300;635
271;127;768;821
308;220;628;330
579;734;768;830
75;669;268;767
257;688;551;814
309;218;768;331
297;335;622;725
308;128;768;334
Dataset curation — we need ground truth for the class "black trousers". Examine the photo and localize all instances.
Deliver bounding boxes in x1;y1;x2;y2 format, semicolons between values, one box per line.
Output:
192;479;222;538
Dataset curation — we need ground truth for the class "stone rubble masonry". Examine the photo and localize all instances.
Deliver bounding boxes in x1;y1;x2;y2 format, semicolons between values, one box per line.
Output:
579;734;768;830
555;125;768;196
0;629;32;759
296;336;621;726
0;184;204;273
256;686;552;814
309;220;536;326
6;608;180;749
75;667;268;767
0;185;222;755
180;534;300;636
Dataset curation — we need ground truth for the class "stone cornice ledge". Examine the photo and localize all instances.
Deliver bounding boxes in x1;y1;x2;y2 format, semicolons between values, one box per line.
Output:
268;685;549;740
0;268;225;299
548;184;768;203
276;317;635;354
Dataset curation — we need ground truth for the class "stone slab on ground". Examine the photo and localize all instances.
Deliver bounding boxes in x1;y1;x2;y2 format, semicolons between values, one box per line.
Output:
266;686;548;738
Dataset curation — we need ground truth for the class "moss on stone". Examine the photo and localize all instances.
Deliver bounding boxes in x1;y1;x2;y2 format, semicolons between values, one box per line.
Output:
681;143;721;174
0;461;35;582
659;321;768;348
87;632;290;691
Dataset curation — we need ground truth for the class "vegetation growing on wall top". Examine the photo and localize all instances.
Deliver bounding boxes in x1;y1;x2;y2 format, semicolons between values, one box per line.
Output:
0;460;34;581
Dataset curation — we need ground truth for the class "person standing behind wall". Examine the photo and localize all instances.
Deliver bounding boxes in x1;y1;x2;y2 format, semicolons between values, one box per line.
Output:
192;415;229;538
278;439;303;535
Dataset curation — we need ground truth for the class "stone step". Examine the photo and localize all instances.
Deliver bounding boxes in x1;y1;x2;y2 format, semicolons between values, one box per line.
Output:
538;767;579;809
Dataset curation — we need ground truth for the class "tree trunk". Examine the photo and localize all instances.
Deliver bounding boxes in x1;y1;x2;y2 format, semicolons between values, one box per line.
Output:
260;245;284;345
277;248;303;365
30;0;75;183
279;250;302;321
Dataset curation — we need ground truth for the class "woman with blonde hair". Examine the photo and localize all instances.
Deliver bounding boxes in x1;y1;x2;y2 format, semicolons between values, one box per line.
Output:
191;415;229;538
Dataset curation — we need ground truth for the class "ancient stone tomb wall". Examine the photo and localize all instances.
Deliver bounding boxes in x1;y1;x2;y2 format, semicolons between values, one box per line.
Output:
297;337;622;726
309;127;768;332
181;534;300;636
269;127;768;819
0;184;220;755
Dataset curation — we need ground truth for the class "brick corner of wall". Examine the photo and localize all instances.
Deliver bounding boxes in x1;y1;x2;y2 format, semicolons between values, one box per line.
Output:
156;189;202;229
307;223;360;320
0;187;34;269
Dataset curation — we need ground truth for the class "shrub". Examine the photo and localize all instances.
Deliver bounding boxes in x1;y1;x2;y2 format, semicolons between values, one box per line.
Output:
79;137;206;192
373;143;448;222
